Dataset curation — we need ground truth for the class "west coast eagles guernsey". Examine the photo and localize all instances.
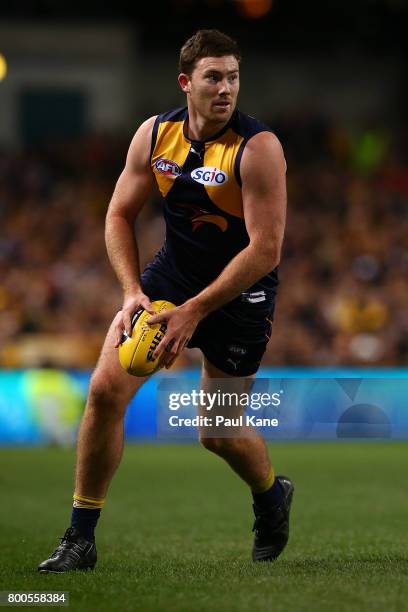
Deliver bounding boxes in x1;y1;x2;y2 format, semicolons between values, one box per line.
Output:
149;106;279;295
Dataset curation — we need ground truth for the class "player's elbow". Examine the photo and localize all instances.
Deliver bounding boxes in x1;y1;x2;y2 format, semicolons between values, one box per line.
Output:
263;247;281;271
105;209;119;239
252;242;281;271
105;206;135;234
267;242;281;264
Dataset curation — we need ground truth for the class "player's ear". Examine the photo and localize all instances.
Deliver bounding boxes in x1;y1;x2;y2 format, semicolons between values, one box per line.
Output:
178;73;191;94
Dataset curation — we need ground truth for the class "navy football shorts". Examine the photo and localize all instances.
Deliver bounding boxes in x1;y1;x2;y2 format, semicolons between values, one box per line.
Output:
140;259;276;377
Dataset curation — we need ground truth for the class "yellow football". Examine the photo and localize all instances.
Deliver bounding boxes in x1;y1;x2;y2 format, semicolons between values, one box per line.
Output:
118;300;176;377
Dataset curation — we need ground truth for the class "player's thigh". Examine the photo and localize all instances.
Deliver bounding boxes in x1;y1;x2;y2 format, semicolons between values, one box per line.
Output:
201;355;255;393
200;356;255;418
89;311;148;410
198;355;256;442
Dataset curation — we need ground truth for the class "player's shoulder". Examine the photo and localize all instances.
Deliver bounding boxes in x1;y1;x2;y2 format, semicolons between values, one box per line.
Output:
130;115;157;145
233;110;285;180
231;108;274;141
125;115;159;169
149;107;188;158
232;108;284;157
156;106;188;124
133;107;184;140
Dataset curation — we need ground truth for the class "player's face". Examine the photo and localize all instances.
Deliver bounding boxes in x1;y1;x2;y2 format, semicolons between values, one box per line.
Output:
181;55;240;124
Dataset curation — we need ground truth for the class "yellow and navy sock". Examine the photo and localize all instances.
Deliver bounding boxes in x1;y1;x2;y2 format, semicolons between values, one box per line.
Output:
251;468;283;509
71;494;105;541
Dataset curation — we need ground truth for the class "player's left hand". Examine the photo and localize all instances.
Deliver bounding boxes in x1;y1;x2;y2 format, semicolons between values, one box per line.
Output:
147;303;202;369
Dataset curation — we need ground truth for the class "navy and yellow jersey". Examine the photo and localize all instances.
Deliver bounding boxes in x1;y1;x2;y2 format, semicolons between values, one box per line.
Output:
149;106;279;294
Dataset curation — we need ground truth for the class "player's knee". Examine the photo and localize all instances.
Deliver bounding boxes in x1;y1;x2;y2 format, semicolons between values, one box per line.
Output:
199;436;238;456
199;436;219;453
88;373;128;417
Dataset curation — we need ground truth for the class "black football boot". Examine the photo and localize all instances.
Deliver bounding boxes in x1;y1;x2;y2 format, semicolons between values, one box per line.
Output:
252;475;294;561
38;527;97;573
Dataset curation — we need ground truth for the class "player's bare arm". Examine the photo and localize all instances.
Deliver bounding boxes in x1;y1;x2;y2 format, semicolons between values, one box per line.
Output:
150;131;287;366
105;116;157;345
192;131;287;312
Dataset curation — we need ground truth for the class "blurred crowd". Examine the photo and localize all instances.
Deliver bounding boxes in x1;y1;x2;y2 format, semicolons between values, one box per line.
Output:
1;113;407;367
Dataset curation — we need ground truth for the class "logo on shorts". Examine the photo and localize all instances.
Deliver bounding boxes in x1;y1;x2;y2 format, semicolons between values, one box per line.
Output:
191;167;228;186
241;291;266;304
155;158;181;177
227;358;241;371
228;345;247;356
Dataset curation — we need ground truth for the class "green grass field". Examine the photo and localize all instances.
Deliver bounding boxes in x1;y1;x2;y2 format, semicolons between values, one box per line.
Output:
0;442;407;611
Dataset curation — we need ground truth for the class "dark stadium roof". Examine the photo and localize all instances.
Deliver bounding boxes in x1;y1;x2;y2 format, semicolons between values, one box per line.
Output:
1;0;407;56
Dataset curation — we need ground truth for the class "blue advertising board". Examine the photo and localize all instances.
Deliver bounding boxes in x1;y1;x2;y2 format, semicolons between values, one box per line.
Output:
0;368;407;444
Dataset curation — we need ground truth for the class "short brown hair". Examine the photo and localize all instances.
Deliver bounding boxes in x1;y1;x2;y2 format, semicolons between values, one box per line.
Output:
179;29;241;76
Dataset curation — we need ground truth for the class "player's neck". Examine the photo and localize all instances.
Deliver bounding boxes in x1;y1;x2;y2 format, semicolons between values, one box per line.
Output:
186;105;229;142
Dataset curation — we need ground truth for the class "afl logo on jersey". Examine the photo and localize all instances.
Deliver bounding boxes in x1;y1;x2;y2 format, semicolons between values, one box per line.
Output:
155;158;181;177
191;167;228;186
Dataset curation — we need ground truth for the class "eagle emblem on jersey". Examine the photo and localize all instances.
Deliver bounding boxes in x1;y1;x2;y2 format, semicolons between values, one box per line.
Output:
177;203;228;232
192;213;228;232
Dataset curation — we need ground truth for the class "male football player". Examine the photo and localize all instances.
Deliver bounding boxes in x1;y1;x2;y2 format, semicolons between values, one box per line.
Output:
38;29;293;573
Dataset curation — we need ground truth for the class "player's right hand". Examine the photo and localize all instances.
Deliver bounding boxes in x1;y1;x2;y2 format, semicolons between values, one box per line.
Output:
114;290;154;348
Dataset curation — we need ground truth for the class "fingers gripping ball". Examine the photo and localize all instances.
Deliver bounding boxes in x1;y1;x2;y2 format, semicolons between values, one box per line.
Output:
119;300;176;377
